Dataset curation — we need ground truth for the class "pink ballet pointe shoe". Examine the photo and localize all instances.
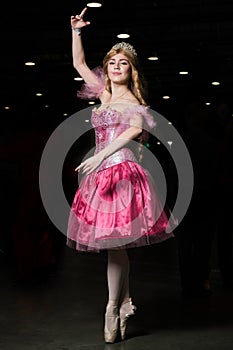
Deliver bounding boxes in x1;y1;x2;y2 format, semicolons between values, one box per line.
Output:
119;298;137;340
104;304;119;343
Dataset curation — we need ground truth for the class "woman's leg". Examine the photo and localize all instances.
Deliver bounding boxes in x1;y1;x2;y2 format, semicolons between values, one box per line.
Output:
104;249;130;343
107;249;130;304
104;249;137;342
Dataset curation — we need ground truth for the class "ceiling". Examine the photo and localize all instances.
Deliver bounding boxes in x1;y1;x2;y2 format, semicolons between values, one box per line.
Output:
0;0;233;132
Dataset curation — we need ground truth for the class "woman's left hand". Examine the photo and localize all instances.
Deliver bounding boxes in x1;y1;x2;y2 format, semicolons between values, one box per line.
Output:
75;153;105;175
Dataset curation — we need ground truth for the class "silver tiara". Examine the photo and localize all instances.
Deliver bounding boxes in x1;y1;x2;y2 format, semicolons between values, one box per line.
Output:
110;42;137;56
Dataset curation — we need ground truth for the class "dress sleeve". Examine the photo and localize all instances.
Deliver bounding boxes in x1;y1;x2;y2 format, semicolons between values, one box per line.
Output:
125;105;156;130
124;105;156;144
77;66;105;100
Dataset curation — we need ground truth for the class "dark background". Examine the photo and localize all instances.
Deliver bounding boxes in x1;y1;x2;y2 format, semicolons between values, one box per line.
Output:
0;0;232;125
0;0;232;282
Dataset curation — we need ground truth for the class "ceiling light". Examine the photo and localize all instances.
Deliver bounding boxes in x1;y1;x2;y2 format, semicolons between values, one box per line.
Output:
148;56;159;61
88;101;95;105
205;102;211;105
74;77;83;81
87;2;102;7
117;33;130;39
179;71;189;75
25;62;35;66
4;106;10;110
211;81;220;85
163;95;170;99
36;93;43;96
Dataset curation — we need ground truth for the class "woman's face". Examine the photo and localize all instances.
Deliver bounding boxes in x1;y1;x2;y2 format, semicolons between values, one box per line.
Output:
107;53;131;85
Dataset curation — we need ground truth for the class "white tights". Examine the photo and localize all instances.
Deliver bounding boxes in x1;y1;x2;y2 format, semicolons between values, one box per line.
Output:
107;249;130;306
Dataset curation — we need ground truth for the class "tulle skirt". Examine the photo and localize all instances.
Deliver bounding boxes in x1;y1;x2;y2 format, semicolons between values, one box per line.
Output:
67;161;174;252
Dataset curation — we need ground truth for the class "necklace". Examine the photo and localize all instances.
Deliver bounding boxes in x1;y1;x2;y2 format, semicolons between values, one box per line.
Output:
110;90;129;103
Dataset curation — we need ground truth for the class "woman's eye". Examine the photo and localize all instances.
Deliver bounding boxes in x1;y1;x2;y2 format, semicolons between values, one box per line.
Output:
109;61;128;65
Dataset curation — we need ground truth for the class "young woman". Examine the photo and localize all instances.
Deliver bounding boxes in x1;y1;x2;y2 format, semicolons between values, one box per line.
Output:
67;7;174;343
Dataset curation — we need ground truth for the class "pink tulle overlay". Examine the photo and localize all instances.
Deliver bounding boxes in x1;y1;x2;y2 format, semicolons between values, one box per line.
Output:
77;66;105;100
124;105;156;130
67;161;174;252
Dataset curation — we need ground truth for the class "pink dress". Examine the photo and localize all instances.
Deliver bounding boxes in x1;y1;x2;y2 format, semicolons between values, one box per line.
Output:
67;67;175;252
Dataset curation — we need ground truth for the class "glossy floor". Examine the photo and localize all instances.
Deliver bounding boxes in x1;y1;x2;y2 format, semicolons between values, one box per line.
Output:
0;238;233;350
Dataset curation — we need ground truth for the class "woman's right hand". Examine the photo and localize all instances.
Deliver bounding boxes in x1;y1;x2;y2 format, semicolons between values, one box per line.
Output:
71;7;90;29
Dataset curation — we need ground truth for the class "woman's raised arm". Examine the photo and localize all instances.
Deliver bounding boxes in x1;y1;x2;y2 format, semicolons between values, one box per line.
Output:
71;7;100;86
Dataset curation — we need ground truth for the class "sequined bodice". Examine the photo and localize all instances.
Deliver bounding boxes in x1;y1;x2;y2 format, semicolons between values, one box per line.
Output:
91;106;138;171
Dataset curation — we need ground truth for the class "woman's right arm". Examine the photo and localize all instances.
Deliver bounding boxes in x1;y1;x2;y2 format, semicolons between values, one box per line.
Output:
71;7;101;87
